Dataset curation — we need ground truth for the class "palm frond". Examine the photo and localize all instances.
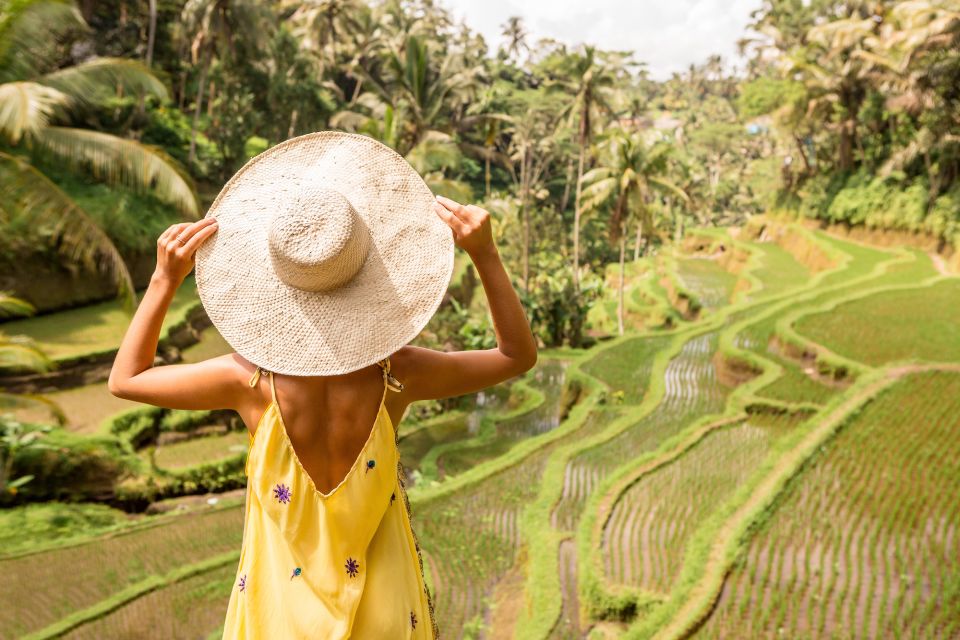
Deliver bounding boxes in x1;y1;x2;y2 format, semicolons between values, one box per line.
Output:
424;173;473;203
40;58;169;105
0;391;66;425
405;130;460;174
0;81;70;143
0;150;136;310
34;127;199;216
0;0;82;83
649;176;690;203
0;333;52;372
0;292;34;317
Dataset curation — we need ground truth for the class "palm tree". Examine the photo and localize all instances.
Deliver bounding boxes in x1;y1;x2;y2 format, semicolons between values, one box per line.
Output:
500;16;529;61
553;46;621;291
355;35;481;155
0;292;65;426
0;0;199;307
179;0;270;163
581;131;689;335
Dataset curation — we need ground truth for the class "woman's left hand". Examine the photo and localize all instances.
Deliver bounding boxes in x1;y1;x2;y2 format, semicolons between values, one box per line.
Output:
433;195;495;257
153;217;219;287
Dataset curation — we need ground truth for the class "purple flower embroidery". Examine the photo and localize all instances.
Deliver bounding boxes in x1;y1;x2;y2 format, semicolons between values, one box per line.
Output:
410;611;418;629
238;574;247;592
345;557;360;578
273;482;292;504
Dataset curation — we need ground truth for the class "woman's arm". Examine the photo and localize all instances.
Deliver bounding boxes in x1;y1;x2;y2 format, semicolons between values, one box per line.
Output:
394;195;539;402
108;218;246;411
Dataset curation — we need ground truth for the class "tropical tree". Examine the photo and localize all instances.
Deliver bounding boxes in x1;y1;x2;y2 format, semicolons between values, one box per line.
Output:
581;131;689;335
0;293;65;423
500;16;529;62
548;45;623;290
0;0;199;306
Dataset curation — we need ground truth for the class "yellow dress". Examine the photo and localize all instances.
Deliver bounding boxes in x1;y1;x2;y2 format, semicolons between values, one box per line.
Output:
222;358;438;638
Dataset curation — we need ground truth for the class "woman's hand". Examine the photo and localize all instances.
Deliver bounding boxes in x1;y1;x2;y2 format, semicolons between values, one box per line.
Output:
433;195;495;257
153;217;219;287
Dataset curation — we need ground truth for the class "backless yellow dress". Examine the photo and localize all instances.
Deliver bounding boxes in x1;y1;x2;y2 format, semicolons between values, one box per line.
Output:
221;357;438;638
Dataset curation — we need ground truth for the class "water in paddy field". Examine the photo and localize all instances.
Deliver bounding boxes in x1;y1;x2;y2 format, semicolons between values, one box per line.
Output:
398;359;568;484
552;330;730;532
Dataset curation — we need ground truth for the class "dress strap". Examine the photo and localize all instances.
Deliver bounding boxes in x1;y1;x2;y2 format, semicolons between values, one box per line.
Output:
247;365;279;404
376;357;404;393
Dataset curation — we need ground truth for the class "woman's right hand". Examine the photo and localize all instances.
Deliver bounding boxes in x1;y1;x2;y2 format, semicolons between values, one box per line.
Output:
152;217;219;287
433;195;496;258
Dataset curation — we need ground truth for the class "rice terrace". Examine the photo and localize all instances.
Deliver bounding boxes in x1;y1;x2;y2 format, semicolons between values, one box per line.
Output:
2;0;960;638
3;218;958;639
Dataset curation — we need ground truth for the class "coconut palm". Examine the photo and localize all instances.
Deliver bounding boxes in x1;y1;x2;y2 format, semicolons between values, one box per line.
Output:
552;46;622;291
0;292;65;426
0;0;199;307
581;131;689;335
500;16;529;62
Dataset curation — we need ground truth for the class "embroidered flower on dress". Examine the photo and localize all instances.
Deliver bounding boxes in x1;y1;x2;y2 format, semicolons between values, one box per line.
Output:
345;557;360;578
366;459;376;473
390;492;396;505
410;611;417;629
290;567;302;580
238;574;247;592
273;482;292;504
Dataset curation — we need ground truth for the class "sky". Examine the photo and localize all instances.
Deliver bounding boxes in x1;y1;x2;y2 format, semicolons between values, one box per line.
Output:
440;0;760;80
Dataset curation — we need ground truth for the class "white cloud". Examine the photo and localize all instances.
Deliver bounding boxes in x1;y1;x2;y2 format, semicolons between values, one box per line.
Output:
440;0;759;79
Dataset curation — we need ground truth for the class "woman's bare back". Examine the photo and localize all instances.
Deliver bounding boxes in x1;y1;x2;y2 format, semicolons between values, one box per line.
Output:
236;355;404;495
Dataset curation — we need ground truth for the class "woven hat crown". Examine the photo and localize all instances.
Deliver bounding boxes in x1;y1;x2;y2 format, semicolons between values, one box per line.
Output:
267;186;372;292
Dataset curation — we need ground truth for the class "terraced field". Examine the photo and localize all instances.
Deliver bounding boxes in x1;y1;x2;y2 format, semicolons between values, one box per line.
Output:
693;370;960;639
5;220;959;640
601;411;806;594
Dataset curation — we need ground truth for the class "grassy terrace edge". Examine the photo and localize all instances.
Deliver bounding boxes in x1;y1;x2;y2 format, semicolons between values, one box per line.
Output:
514;222;831;637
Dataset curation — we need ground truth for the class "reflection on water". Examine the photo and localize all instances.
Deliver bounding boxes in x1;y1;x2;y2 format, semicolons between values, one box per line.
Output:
402;359;569;484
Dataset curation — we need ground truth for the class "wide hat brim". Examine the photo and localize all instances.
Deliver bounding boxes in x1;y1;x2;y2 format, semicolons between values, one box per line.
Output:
194;131;454;376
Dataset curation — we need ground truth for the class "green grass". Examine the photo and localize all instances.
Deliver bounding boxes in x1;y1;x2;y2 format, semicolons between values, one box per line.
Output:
745;241;809;299
581;335;672;405
555;331;731;532
674;257;738;309
59;561;234;639
0;504;243;638
179;325;233;363
1;277;200;362
795;279;960;366
694;371;960;639
602;412;804;594
0;503;133;557
151;431;249;471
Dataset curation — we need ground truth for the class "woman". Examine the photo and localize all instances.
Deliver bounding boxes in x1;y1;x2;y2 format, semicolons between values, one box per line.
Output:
108;132;538;638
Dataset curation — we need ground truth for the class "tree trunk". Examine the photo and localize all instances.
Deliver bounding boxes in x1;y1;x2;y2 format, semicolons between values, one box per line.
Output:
633;220;643;261
288;109;299;139
146;0;157;67
189;54;211;165
485;151;491;198
560;158;574;213
207;81;217;117
573;141;586;291
521;150;530;296
617;220;626;336
793;134;811;175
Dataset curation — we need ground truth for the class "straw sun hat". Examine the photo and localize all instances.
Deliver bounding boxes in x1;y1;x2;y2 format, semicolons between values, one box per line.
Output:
194;131;455;376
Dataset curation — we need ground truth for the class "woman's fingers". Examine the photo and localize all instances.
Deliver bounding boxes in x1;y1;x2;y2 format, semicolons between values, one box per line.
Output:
159;222;190;245
435;195;469;223
174;217;218;246
432;201;466;239
181;219;219;255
